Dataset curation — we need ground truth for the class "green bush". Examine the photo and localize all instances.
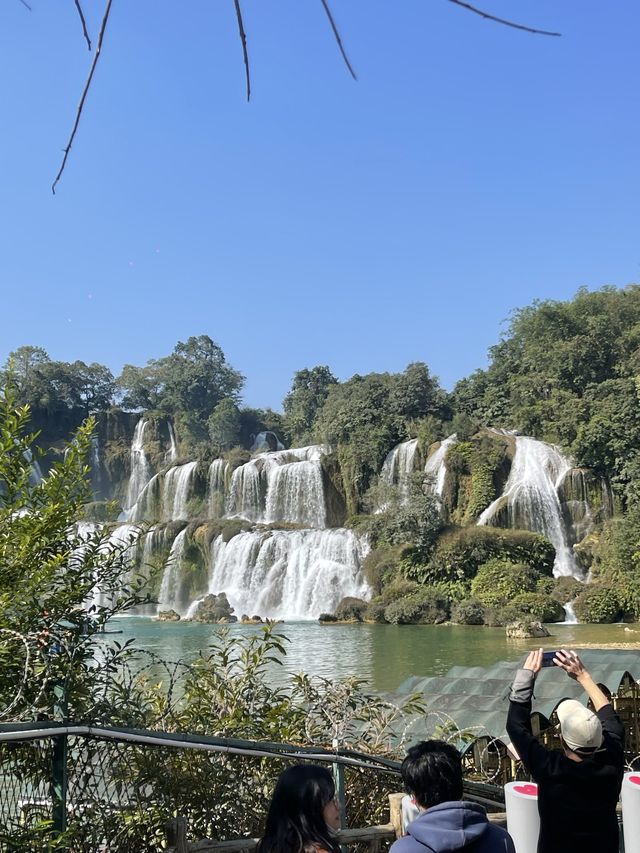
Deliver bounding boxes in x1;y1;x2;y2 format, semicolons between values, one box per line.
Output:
334;597;368;622
363;602;388;623
384;588;449;625
535;576;555;596
471;559;540;608
423;526;555;585
551;576;583;604
483;605;524;627
376;578;420;606
451;598;485;625
573;585;622;623
361;545;404;594
511;592;565;623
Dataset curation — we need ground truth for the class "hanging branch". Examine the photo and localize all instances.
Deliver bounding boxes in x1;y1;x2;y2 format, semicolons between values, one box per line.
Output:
319;0;357;80
74;0;92;50
232;0;251;101
447;0;561;37
52;0;113;194
17;0;32;9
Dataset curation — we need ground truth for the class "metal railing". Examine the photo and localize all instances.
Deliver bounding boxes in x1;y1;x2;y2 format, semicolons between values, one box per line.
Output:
0;721;505;852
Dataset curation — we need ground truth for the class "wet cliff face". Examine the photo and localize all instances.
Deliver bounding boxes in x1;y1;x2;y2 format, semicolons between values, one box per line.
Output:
91;411;177;505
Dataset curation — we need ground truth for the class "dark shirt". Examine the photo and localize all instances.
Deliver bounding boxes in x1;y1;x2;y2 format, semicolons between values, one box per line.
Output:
507;696;624;853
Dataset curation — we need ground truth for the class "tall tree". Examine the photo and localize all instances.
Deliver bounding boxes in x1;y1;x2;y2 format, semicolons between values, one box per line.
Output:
283;365;338;442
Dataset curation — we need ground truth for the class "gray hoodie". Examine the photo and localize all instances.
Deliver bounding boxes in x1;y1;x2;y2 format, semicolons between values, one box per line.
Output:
390;801;514;853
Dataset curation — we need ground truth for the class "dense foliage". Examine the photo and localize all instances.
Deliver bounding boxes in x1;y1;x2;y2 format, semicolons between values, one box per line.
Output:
452;286;640;502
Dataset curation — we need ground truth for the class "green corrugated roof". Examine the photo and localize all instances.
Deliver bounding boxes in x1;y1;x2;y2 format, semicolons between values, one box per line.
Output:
394;649;640;743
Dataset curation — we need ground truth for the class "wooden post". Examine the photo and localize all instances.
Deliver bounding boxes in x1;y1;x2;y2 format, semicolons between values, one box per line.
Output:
166;816;188;853
389;793;404;839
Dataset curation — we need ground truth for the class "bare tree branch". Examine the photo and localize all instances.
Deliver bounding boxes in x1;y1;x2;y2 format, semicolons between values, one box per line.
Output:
232;0;251;102
319;0;357;80
447;0;561;37
74;0;92;51
17;0;32;10
52;0;113;194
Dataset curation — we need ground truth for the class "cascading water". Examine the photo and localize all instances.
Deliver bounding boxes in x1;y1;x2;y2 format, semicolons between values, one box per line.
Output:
208;459;229;518
157;528;188;612
265;460;326;528
166;422;178;463
162;462;198;521
380;439;420;490
204;528;369;621
562;602;578;624
125;419;152;509
227;459;264;521
424;435;456;498
477;436;580;578
227;446;330;525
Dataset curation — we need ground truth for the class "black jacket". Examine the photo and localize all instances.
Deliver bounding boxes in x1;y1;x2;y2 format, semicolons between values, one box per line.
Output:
506;671;624;853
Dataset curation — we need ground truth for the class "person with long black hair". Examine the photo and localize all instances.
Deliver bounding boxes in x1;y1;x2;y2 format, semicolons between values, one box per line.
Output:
258;765;342;853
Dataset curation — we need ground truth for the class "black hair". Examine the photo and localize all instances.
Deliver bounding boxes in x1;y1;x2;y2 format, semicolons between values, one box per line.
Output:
401;740;463;809
258;764;340;853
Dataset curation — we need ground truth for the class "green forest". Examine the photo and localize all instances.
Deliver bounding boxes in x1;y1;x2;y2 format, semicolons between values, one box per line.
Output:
3;285;640;627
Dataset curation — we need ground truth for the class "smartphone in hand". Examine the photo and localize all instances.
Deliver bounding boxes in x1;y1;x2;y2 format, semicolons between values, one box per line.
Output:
541;651;558;667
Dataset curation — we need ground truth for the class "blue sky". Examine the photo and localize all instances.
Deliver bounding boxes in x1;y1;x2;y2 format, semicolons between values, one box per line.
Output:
1;1;639;409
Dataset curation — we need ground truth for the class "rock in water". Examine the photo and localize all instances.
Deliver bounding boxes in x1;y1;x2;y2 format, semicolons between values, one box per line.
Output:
192;592;237;623
157;609;181;622
505;620;550;639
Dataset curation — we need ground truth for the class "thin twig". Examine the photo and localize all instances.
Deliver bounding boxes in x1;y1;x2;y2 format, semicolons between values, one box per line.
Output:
52;0;113;194
17;0;32;9
74;0;92;50
232;0;251;102
319;0;357;80
447;0;561;36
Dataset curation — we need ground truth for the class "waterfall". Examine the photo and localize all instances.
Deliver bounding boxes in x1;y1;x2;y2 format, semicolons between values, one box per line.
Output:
126;473;161;522
158;528;188;613
477;436;580;578
125;419;152;509
227;446;330;525
167;421;178;463
208;459;229;518
424;435;456;498
265;460;326;528
82;522;141;611
227;459;264;521
562;602;578;624
89;434;102;497
380;439;420;495
162;462;198;521
204;528;370;621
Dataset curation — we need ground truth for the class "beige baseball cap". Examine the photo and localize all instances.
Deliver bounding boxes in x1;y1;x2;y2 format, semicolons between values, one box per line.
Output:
556;699;603;752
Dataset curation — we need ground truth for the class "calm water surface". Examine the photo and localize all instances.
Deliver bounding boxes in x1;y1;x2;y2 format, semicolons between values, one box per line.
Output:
107;618;639;692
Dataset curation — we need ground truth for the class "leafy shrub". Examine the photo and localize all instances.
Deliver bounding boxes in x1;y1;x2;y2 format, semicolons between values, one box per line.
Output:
551;576;583;604
483;605;524;627
471;559;540;608
423;526;555;585
535;576;555;596
376;578;420;606
363;602;387;623
573;585;621;623
451;598;485;625
223;446;251;472
384;588;450;624
511;592;565;623
361;545;404;594
334;597;368;622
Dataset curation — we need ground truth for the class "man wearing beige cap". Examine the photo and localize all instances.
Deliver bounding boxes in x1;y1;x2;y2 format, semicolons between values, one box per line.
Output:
507;648;624;853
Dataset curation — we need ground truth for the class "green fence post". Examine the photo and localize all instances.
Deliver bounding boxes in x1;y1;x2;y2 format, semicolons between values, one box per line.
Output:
51;680;68;840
